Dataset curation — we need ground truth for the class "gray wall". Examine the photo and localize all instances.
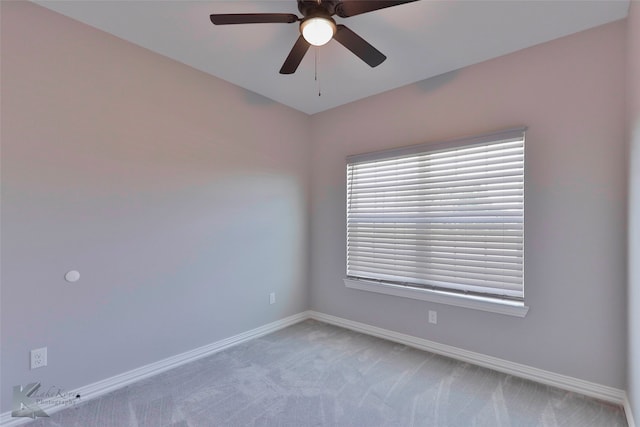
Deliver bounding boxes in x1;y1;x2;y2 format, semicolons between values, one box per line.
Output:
309;21;628;389
0;2;310;413
628;0;640;420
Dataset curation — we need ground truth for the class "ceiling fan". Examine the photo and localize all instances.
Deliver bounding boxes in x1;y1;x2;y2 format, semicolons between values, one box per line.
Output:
210;0;418;74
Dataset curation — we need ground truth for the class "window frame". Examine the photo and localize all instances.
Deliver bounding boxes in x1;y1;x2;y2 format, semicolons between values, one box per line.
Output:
345;128;529;317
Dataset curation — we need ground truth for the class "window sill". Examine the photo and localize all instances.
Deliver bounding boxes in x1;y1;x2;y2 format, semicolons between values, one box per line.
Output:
344;278;529;317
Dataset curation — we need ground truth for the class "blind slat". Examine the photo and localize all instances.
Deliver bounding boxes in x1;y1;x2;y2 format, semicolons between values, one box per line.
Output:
347;242;522;258
350;149;523;176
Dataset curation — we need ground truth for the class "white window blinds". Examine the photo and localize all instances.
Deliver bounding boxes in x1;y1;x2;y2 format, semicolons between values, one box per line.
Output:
346;128;525;300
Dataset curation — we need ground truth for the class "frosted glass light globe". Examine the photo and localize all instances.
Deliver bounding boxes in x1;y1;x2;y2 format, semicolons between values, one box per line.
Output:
301;17;336;46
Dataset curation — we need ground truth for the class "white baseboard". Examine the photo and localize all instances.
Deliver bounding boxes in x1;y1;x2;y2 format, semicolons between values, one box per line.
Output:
308;311;626;405
0;311;310;427
625;393;637;427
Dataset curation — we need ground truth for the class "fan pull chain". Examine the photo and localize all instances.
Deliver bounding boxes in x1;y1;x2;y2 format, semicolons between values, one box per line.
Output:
315;47;321;97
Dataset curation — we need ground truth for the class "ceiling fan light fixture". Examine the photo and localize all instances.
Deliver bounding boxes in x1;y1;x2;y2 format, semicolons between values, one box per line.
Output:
301;17;336;46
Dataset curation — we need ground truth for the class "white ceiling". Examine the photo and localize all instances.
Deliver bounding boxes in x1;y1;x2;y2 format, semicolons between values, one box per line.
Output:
34;1;629;115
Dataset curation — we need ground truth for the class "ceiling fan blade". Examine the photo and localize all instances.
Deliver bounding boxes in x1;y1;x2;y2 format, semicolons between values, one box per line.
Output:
335;0;419;18
333;25;386;67
210;13;298;25
280;36;311;74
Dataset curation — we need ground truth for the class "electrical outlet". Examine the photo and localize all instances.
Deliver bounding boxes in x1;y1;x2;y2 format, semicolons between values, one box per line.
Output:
269;292;276;305
30;347;47;369
428;310;437;325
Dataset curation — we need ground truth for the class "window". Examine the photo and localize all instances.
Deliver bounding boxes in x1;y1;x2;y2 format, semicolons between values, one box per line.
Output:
345;128;527;316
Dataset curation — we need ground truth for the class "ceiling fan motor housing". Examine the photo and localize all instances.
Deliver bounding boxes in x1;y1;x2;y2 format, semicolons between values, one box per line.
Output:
297;0;340;17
